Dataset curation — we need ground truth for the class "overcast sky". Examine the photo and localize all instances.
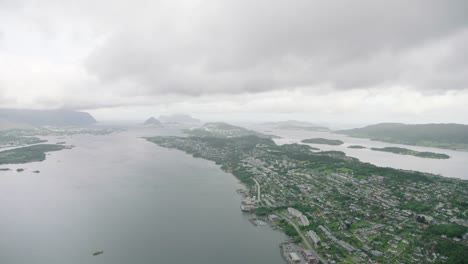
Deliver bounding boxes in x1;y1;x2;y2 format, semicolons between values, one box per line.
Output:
1;0;468;124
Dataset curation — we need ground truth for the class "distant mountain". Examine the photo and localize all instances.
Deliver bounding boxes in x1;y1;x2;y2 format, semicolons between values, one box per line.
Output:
143;117;162;126
0;109;96;126
336;123;468;151
263;120;329;131
184;122;273;138
158;114;200;124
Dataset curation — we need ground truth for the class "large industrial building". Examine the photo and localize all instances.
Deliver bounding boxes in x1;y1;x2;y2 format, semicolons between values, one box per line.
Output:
289;252;301;263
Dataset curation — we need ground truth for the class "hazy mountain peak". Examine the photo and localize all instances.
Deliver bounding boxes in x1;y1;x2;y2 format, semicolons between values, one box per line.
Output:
143;117;162;126
0;109;96;127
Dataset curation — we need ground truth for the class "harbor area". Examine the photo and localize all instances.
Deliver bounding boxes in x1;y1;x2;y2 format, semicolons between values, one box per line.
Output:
281;243;319;264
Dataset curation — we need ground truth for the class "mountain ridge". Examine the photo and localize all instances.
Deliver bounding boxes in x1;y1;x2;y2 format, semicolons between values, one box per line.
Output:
0;109;97;127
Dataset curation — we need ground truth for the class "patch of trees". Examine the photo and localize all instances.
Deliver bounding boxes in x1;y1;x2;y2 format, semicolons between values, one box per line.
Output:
278;220;299;237
401;200;431;214
230;166;255;186
432;239;468;264
428;224;467;238
255;207;273;216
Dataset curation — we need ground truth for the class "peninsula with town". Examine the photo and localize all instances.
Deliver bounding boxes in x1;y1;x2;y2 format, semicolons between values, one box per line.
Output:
147;122;468;264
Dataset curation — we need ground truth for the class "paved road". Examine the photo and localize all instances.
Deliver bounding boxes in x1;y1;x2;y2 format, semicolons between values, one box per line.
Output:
253;178;261;203
280;213;328;264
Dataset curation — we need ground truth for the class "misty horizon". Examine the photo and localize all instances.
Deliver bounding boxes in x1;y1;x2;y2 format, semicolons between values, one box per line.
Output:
1;0;468;124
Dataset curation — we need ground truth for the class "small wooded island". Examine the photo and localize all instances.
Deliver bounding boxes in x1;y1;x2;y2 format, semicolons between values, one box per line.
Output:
371;147;450;159
301;138;344;145
348;145;366;149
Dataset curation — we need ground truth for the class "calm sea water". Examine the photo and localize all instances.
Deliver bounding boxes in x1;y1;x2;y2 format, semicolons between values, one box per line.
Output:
0;128;285;264
262;128;468;180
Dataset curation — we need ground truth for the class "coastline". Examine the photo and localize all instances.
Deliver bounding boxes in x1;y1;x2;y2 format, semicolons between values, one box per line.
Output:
228;162;322;264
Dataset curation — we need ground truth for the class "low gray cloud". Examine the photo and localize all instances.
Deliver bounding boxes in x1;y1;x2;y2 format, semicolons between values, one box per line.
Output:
1;0;468;123
84;0;468;96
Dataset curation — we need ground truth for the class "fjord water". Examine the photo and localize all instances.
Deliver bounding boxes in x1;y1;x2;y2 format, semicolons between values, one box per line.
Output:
0;129;285;264
267;128;468;180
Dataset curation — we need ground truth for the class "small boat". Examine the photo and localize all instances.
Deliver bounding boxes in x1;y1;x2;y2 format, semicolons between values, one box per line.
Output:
92;251;104;256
